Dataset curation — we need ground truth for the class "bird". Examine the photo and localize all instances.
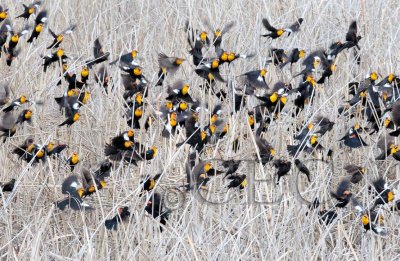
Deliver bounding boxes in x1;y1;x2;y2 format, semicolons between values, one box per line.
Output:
59;112;80;127
330;179;352;208
227;174;247;190
156;53;185;86
273;159;291;185
294;159;311;182
145;192;170;232
344;165;365;184
47;24;76;49
27;10;47;43
105;207;131;230
285;18;303;36
261;18;285;39
0;178;15;196
55;175;92;211
67;152;79;171
85;38;110;68
16;1;41;20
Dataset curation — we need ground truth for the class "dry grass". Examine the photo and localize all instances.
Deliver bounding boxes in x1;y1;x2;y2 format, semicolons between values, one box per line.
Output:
1;0;400;260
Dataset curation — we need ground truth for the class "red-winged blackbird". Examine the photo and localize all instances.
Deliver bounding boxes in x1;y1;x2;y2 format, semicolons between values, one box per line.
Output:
294;159;311;182
105;207;131;230
145;192;170;232
330;179;352;208
273;159;291;185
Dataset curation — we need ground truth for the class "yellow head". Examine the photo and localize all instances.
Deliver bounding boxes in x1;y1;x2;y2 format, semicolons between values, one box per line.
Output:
124;140;133;148
384;117;391;127
269;147;275;156
73;112;80;122
200;31;207;42
56;34;64;42
36;149;44;158
175;58;183;65
299;50;306;58
277;29;284;36
200;131;207;141
221;51;228;61
47;142;55;151
248;115;254;126
77;188;85;198
370;71;378;81
209;124;216;134
11;34;19;43
388;191;394;202
182;84;189;95
207;73;214;81
362;214;369;225
215;29;222;37
62;63;68;72
179;101;188;111
82;92;91;104
223;123;229;133
100;180;106;188
151;146;157;157
20;96;27;104
0;11;7;19
330;63;337;72
71;152;79;164
166;101;173;110
131;50;138;58
211;59;219;69
388;73;395;83
135;92;143;104
134;108;142;117
204;163;212;172
81;67;89;78
27;144;35;153
228;52;236;62
127;130;134;138
28;7;35;14
310;135;318;145
280;96;287;104
56;48;64;57
24;110;32;120
260;69;267;77
35;24;43;33
270;92;278;103
133;67;142;76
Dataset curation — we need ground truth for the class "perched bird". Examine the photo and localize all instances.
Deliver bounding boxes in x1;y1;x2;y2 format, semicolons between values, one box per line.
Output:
16;1;41;20
0;178;15;196
166;80;193;103
294;159;311;182
141;173;162;193
85;38;110;68
47;24;76;49
255;135;275;164
145;192;170;232
339;127;368;148
314;116;335;136
55;175;92;211
344;165;365;184
16;109;32;124
196;58;226;83
261;18;285;39
0;22;8;57
105;207;131;230
370;177;394;207
330;179;352;208
317;61;336;84
67;152;79;171
287;134;322;156
227;174;247;190
27;10;47;43
273;159;291;184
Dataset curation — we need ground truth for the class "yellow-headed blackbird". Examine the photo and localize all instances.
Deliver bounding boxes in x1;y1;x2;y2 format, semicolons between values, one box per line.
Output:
29;144;47;164
110;49;138;66
185;20;210;49
81;168;106;197
166;80;193;103
273;159;291;184
120;64;147;83
0;178;15;195
105;207;130;230
295;50;329;78
0;112;16;142
342;21;361;50
4;20;29;51
81;66;90;83
16;1;41;20
161;111;179;138
145;192;170;232
43;48;68;72
344;164;365;184
294;159;311;182
67;152;79;171
352;198;387;235
261;18;285;39
314;116;334;135
13;138;35;161
0;84;10;109
156;53;185;86
255;82;289;114
227;174;247;190
16;109;32;124
126;105;143;129
330;179;352;208
59;111;80;127
27;10;47;43
317;61;336;84
46;141;67;156
196;58;226;82
285;18;303;36
279;48;306;69
141;173;162;192
287;134;321;156
85;38;110;68
242;68;268;90
176;113;209;152
0;5;8;22
47;24;76;49
54;89;80;114
255;135;275;164
56;175;92;211
293;75;317;110
185;161;214;190
294;121;314;142
121;74;147;100
370;177;394;207
339;126;368;148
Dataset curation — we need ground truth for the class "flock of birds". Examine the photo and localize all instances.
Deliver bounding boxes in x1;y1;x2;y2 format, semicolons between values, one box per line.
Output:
0;2;399;234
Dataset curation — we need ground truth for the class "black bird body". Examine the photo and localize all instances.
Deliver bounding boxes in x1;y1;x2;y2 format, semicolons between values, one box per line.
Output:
273;159;291;184
105;207;130;230
294;159;311;182
330;179;352;208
